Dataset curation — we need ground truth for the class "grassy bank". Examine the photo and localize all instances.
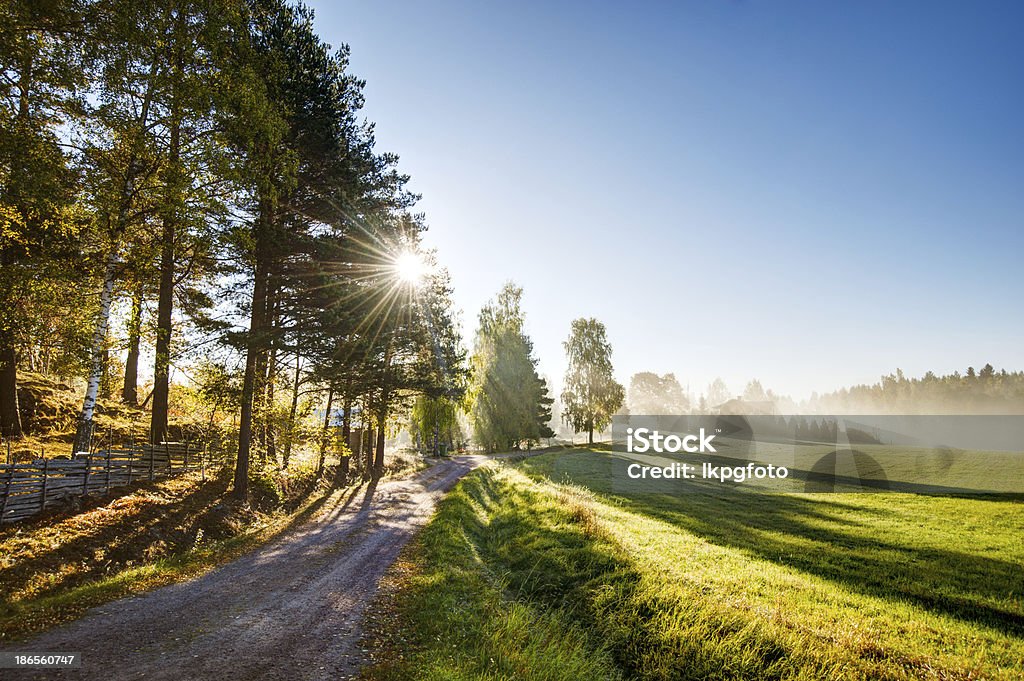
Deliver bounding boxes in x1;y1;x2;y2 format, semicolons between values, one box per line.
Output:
2;469;299;640
0;453;409;641
362;450;1024;680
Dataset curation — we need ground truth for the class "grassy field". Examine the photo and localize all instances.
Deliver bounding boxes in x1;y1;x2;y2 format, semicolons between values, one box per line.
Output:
363;448;1024;680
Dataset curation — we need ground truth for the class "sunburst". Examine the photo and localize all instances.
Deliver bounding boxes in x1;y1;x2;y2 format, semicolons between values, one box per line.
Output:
393;250;429;285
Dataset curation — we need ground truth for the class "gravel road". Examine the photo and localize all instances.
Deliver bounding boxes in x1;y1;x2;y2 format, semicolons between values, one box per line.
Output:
2;455;487;680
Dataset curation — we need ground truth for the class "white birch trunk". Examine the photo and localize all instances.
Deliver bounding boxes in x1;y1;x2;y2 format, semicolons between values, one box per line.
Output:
73;252;118;453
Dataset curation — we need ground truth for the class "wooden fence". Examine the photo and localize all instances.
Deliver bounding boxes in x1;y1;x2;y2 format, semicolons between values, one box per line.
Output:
0;442;224;524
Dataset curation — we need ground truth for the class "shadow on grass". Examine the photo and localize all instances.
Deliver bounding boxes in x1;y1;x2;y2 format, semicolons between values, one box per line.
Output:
521;449;1023;635
614;489;1024;636
0;472;237;604
437;467;798;680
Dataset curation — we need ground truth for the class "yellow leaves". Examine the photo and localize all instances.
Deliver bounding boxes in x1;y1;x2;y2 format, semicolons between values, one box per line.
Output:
0;204;28;246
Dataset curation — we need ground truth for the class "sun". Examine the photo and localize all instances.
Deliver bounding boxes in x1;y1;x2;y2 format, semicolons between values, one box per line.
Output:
394;250;429;285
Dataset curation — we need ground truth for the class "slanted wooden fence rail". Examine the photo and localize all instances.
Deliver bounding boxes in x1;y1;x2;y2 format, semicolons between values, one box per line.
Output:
0;442;224;524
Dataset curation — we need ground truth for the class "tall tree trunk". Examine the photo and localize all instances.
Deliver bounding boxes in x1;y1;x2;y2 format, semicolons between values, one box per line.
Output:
121;285;143;406
363;425;373;478
252;284;275;461
235;342;260;499
150;100;181;445
372;345;393;477
73;252;118;453
234;200;272;499
336;382;352;484
351;400;363;474
340;390;352;448
282;353;301;469
149;222;174;442
337;439;350;483
263;298;278;463
363;398;374;480
0;335;22;439
373;418;386;478
317;387;334;476
252;347;268;458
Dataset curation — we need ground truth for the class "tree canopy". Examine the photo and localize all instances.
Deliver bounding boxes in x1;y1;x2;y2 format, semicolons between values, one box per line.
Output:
468;283;553;452
627;372;689;415
0;0;464;497
561;317;624;445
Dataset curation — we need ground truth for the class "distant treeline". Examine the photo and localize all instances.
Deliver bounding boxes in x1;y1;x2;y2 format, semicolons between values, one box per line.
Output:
805;365;1024;414
639;366;1024;418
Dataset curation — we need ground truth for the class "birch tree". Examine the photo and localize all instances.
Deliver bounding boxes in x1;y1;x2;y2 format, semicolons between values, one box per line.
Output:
72;0;171;452
561;318;624;445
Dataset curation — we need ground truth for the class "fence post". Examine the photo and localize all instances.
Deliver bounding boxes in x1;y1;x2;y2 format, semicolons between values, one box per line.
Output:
82;455;91;494
40;458;49;512
149;443;155;481
184;442;189;471
127;447;134;484
104;450;111;493
202;444;207;482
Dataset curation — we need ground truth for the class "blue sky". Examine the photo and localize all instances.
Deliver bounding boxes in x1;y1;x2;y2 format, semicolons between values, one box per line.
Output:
307;0;1024;400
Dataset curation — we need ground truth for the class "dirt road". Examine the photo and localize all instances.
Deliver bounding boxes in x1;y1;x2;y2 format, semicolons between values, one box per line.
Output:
2;455;487;680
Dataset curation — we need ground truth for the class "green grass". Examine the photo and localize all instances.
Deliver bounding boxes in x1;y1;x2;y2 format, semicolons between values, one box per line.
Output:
363;449;1024;680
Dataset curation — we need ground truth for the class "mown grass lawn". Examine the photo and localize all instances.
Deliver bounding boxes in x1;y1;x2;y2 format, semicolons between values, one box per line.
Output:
363;448;1024;680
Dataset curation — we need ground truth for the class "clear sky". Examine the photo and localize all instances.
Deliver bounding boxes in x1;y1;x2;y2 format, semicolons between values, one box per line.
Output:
306;0;1024;401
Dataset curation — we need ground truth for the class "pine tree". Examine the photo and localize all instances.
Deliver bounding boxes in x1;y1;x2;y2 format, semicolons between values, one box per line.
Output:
468;284;551;452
